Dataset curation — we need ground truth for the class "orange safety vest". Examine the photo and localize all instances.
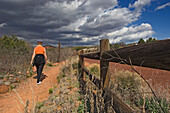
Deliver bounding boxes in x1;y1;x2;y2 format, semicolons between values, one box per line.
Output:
34;45;45;54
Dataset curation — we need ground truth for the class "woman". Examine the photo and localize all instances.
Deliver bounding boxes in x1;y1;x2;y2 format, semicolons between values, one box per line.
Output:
30;40;47;84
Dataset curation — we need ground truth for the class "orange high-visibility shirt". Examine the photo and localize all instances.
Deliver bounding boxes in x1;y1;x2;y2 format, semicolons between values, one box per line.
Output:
34;45;45;54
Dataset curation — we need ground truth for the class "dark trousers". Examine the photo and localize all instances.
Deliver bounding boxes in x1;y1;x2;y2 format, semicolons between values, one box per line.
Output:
35;63;45;83
34;54;45;83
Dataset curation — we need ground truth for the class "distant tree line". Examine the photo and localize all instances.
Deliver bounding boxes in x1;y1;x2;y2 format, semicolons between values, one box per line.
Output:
138;37;157;44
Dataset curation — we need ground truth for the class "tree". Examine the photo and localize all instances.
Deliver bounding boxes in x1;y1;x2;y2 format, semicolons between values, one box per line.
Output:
146;37;157;43
138;38;145;44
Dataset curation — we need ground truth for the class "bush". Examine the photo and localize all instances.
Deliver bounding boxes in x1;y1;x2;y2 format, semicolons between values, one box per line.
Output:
46;47;73;63
111;70;144;106
138;38;145;44
0;35;33;74
49;88;53;94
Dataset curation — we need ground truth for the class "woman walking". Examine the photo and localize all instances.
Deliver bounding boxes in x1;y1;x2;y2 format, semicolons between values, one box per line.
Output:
30;40;47;84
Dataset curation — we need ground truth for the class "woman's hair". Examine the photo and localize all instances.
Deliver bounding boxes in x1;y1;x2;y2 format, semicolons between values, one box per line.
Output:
37;40;43;45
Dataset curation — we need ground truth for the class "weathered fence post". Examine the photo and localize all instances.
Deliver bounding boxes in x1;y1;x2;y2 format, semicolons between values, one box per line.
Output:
79;50;85;81
58;42;61;63
100;39;110;89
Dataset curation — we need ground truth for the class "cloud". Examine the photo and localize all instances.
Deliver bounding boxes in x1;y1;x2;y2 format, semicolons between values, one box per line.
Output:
130;0;151;8
0;0;154;46
107;23;154;43
0;23;7;28
155;2;170;11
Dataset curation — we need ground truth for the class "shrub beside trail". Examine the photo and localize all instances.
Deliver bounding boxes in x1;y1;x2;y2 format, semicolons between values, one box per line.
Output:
0;35;33;75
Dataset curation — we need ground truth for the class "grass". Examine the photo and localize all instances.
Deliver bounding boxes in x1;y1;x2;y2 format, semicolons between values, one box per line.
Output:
87;63;100;77
47;62;53;67
57;78;60;84
37;102;44;109
77;103;84;113
136;97;169;113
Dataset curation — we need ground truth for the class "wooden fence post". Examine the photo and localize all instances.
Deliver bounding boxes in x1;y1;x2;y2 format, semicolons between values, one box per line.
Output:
100;39;110;89
58;42;61;63
79;50;85;81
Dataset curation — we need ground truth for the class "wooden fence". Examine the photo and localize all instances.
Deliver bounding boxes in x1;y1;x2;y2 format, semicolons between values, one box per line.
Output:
78;39;170;113
79;39;133;113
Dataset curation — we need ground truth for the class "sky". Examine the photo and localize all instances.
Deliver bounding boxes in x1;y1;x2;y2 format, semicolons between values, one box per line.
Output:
0;0;170;46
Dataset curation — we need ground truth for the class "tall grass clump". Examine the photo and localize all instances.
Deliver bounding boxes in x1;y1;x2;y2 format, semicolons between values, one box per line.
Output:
59;58;78;78
0;35;33;75
110;70;169;112
110;70;144;108
87;63;100;77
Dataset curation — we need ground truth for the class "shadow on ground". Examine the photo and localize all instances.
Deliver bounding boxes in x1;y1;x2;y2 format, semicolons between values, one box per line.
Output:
33;73;48;82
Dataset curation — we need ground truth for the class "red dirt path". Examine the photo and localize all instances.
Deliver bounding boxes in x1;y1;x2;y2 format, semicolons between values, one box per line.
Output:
0;62;64;113
85;58;170;92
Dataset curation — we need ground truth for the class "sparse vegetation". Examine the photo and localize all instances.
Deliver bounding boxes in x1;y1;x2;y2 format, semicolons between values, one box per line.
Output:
0;35;33;75
36;102;44;109
46;62;53;67
87;63;100;77
72;46;87;51
35;58;82;112
110;70;169;112
46;47;73;63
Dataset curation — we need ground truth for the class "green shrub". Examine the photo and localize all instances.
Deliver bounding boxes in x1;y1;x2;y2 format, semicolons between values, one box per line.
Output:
62;73;66;77
57;76;59;79
49;88;53;94
10;85;14;90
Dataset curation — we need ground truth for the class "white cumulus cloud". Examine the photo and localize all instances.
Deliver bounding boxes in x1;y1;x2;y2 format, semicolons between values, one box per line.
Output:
107;23;154;43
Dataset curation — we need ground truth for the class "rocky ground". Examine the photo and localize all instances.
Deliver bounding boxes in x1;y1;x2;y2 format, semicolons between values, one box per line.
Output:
35;71;84;113
0;73;24;94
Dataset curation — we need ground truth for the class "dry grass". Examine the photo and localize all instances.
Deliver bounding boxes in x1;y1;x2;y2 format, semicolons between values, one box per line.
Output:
46;47;73;63
87;63;100;77
110;70;170;112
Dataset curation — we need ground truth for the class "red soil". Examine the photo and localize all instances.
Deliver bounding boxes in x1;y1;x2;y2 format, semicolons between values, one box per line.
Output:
0;62;64;113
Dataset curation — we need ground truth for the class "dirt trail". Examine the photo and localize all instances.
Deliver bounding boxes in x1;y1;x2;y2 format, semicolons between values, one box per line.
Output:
0;63;63;113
